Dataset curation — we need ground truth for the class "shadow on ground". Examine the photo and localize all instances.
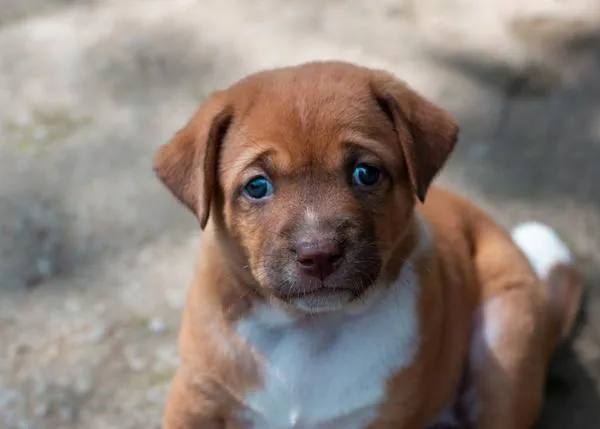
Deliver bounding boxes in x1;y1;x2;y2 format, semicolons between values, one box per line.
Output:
540;344;600;429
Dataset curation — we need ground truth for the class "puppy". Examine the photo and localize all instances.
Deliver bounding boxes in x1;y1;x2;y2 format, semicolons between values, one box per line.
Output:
154;61;583;429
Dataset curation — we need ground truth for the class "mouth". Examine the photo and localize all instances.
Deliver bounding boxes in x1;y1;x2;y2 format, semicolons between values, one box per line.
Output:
276;285;359;313
285;286;355;299
263;242;381;313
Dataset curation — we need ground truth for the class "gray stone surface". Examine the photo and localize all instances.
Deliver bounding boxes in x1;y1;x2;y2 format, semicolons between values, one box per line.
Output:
1;0;599;427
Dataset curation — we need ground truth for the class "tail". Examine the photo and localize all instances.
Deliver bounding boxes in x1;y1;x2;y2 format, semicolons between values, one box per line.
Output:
511;222;584;347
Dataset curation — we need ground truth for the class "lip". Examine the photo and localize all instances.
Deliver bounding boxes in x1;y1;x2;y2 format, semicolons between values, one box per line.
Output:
288;287;356;313
284;287;354;299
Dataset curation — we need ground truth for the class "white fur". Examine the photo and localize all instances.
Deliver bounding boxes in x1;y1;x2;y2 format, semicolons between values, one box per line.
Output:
234;219;431;429
511;221;573;280
303;207;319;228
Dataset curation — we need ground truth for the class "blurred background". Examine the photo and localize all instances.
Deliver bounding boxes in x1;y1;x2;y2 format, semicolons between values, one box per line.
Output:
0;0;599;428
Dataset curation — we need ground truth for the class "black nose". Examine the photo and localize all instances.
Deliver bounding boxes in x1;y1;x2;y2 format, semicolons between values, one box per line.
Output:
294;240;343;280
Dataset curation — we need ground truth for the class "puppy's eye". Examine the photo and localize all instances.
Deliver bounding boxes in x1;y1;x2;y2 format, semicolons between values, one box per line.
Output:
243;176;274;200
352;163;381;187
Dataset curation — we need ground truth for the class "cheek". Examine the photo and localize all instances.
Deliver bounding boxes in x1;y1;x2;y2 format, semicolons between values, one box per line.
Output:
372;187;414;253
226;203;268;269
230;196;304;286
227;198;293;284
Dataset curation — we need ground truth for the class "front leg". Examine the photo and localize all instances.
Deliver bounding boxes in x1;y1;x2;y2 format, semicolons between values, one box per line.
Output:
163;370;227;429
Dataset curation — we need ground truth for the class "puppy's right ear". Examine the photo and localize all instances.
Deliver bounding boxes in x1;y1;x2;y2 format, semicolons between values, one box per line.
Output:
153;93;232;229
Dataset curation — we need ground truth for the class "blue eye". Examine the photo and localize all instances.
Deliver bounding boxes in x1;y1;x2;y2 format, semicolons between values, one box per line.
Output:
243;176;274;200
352;163;381;187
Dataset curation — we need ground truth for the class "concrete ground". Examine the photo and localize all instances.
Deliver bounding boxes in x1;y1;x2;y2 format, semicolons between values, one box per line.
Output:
1;0;599;428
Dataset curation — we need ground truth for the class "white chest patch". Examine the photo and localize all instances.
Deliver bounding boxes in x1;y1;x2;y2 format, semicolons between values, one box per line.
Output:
234;253;424;428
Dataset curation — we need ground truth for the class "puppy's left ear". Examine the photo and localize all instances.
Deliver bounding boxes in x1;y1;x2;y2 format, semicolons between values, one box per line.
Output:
370;71;459;202
153;92;232;229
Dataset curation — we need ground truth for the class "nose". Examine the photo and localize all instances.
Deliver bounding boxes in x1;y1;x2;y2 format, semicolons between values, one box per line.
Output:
294;240;343;280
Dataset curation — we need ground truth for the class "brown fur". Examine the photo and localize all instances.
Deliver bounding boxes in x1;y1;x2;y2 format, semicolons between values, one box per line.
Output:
154;61;583;429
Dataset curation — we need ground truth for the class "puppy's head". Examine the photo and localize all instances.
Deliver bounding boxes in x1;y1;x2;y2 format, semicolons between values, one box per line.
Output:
154;62;458;314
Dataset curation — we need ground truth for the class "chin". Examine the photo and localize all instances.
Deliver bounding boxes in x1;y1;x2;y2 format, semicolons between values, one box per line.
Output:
290;289;356;314
272;278;384;315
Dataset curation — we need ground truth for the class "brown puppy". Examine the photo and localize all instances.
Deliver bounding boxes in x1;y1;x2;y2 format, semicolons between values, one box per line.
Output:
154;61;583;429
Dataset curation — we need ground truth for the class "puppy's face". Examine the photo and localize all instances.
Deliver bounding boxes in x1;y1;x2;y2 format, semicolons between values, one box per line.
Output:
218;82;417;313
154;62;458;314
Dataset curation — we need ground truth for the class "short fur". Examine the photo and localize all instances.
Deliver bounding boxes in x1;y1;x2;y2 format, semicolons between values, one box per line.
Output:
154;61;583;429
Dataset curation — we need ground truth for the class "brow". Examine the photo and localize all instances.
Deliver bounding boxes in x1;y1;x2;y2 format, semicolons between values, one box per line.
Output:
225;146;276;176
343;140;393;163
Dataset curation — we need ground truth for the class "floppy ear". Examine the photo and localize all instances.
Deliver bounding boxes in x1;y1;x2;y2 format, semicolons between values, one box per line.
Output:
153;92;232;229
370;72;459;202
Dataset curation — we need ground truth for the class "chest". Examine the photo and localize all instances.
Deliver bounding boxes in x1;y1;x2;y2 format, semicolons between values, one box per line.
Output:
234;279;421;429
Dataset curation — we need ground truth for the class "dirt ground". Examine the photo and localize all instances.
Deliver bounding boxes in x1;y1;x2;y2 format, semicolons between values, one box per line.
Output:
1;1;599;428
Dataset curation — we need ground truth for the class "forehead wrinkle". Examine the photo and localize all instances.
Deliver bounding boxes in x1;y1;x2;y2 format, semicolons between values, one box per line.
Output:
294;92;312;133
304;111;382;171
222;145;274;177
233;86;382;176
341;134;396;161
280;105;354;170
